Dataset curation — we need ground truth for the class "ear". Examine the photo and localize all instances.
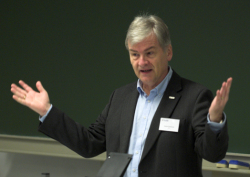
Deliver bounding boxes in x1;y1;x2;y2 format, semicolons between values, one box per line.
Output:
166;44;173;62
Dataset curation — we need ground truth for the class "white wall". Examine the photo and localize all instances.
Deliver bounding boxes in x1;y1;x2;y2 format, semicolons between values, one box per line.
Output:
0;152;103;177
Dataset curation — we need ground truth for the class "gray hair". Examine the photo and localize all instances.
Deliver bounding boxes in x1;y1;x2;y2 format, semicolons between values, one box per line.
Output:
125;15;171;51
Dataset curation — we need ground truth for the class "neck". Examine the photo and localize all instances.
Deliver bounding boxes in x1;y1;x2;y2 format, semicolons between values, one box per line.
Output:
142;85;154;96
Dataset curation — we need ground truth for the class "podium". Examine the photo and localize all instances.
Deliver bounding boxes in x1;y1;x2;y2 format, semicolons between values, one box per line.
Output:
96;152;132;177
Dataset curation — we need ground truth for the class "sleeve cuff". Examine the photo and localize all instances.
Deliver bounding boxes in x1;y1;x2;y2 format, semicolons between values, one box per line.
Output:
207;112;226;133
39;104;53;122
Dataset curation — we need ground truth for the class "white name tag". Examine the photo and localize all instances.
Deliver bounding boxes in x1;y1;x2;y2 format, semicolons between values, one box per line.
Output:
159;118;180;132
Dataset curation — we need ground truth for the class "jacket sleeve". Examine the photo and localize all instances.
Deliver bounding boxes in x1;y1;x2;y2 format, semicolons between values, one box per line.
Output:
192;89;229;162
38;91;115;158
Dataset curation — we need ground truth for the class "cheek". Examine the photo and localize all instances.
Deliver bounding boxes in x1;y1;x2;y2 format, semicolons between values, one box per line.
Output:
131;61;138;70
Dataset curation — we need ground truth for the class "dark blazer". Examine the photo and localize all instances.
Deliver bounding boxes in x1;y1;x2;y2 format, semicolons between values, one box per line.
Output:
39;71;228;177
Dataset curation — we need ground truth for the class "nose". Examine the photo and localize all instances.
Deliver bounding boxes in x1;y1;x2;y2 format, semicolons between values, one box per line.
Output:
138;55;148;66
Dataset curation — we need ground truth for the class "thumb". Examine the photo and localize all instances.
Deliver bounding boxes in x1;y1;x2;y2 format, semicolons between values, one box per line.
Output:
36;81;46;93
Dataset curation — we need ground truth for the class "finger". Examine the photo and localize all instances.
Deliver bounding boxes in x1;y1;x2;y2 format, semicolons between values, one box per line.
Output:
222;77;233;101
11;84;27;98
216;89;223;101
216;82;225;101
11;83;22;91
11;83;26;93
36;81;46;93
12;94;26;105
225;77;233;95
19;80;33;92
220;82;227;100
12;89;26;99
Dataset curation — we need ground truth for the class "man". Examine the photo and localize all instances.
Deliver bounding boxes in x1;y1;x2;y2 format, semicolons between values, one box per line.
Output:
11;15;232;177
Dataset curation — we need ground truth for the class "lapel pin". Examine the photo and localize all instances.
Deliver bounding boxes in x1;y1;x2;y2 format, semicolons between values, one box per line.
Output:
169;96;175;99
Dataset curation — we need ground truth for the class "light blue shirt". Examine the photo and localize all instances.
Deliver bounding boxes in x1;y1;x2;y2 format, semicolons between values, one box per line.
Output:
124;67;173;177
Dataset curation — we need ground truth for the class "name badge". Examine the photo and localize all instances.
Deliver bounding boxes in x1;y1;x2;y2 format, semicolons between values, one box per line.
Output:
159;118;180;132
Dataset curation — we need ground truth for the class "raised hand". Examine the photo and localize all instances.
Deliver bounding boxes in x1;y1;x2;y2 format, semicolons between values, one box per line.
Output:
209;77;233;123
11;80;51;116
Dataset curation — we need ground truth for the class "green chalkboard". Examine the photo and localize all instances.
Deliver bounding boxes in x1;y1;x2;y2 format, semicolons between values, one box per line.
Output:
1;1;250;154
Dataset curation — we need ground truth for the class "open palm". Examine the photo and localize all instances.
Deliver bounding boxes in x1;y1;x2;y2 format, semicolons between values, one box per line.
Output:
209;77;233;122
11;80;51;116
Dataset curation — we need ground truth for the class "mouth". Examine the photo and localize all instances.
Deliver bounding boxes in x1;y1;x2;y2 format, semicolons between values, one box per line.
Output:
140;69;152;73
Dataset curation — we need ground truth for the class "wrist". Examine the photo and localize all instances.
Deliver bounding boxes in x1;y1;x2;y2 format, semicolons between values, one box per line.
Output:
209;113;224;123
40;103;51;117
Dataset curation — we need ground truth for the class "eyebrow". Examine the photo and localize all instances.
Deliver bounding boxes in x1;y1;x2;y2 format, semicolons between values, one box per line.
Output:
129;46;156;53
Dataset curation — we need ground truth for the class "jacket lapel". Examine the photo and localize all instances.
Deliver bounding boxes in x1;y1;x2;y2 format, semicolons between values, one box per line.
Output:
140;71;182;161
119;84;139;153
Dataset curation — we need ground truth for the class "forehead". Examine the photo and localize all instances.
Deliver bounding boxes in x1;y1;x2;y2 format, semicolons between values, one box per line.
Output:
128;33;160;52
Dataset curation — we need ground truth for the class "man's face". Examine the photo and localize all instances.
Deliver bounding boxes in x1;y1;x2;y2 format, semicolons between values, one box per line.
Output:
128;33;172;91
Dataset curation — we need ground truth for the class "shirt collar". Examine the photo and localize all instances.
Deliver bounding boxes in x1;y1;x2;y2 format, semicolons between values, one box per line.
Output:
137;66;173;96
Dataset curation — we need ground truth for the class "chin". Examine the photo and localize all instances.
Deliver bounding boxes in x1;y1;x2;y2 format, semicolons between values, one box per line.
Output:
140;80;153;86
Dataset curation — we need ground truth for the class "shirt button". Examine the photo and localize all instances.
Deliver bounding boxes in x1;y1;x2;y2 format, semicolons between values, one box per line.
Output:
133;169;136;172
143;116;146;119
136;151;138;154
139;134;142;137
147;100;150;103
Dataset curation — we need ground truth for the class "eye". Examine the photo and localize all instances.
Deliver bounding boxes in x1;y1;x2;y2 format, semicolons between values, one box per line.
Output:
147;51;155;57
130;53;139;59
